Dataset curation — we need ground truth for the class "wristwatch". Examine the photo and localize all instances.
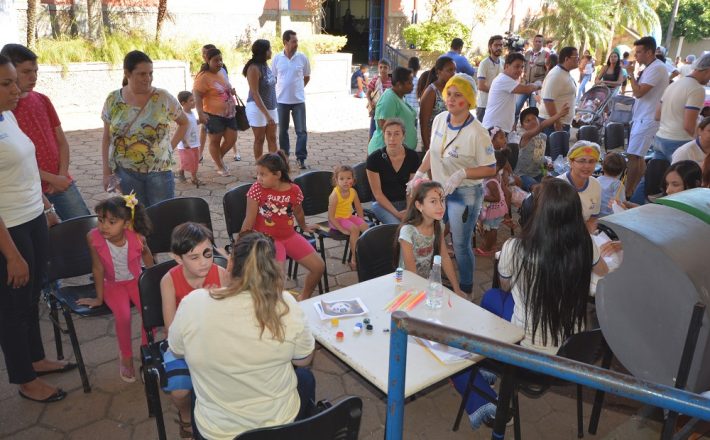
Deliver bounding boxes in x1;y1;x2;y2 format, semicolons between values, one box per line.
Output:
44;204;57;215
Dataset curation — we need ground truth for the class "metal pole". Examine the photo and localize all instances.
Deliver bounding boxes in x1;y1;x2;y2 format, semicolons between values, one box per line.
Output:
385;311;408;440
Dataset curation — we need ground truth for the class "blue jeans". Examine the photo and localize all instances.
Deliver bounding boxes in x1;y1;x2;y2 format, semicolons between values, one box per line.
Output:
652;136;687;162
371;200;407;225
46;181;90;220
278;102;308;161
515;93;537;120
444;185;483;293
452;288;514;415
519;174;542;192
114;167;175;208
578;74;592;101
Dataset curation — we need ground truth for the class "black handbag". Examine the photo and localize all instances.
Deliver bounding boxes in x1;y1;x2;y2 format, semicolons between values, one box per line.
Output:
234;94;250;131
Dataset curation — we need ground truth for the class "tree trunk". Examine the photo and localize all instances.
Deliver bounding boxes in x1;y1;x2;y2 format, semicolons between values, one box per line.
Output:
26;0;37;48
664;0;680;50
156;0;167;42
605;18;616;62
87;0;103;42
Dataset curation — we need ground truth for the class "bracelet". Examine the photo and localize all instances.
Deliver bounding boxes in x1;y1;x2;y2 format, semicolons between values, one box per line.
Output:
44;204;56;215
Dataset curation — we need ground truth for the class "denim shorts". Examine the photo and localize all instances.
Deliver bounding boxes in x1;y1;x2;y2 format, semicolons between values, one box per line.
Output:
205;112;238;135
481;216;504;231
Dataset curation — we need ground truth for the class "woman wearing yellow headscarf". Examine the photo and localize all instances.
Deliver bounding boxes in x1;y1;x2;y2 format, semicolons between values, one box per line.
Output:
408;73;496;295
557;140;602;232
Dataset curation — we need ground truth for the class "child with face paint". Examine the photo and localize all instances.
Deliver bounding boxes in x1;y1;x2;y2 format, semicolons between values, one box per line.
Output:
159;221;229;437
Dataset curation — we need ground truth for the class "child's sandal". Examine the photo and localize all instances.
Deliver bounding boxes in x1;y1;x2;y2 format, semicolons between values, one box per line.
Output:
176;411;193;439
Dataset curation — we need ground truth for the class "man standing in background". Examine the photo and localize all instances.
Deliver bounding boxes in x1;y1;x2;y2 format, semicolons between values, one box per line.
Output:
476;35;504;122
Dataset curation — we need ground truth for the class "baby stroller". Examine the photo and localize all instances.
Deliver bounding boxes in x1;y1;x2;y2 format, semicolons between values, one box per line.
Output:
572;85;615;128
606;93;635;125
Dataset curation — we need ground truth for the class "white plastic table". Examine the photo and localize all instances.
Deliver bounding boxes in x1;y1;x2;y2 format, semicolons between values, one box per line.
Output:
299;271;524;397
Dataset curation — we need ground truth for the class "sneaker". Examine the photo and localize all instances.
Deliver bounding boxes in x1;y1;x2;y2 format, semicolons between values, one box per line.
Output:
297;159;308;170
234;153;241;161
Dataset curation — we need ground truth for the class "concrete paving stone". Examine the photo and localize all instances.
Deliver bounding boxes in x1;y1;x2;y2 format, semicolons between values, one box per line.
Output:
517;393;554;424
108;383;154;424
354;397;386;437
402;396;439;433
311;348;350;375
3;425;64;440
342;373;384;402
335;270;360;287
40;388;111;431
68;418;132;440
314;371;346;402
0;395;45;436
76;335;124;367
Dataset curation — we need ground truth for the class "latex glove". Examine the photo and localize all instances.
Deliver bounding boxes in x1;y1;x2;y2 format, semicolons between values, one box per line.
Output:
443;169;466;196
406;170;428;195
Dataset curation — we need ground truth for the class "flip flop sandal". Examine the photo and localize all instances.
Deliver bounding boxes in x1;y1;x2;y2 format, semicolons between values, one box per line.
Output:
176;411;193;439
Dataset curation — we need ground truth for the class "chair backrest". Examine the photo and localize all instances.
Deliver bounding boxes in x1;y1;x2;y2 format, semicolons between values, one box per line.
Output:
146;197;213;254
47;215;98;282
578;125;601;145
294;171;333;217
356;224;398;282
138;260;177;333
138;256;228;334
604;122;625;151
352;162;374;204
234;396;363;440
223;184;252;243
645;158;670;197
505;143;520;171
548;131;570;159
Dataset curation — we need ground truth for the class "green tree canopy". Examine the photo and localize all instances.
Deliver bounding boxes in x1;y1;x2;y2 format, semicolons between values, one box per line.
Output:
403;11;469;51
658;0;710;42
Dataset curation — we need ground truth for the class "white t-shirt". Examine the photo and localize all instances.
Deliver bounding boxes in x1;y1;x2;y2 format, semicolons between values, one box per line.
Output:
168;289;314;440
177;111;200;149
429;111;496;186
656;76;705;141
106;240;132;281
539;65;577;125
0;111;44;228
632;59;669;123
557;172;601;220
498;238;599;355
477;56;503;108
272;51;311;104
671;138;707;166
481;73;519;132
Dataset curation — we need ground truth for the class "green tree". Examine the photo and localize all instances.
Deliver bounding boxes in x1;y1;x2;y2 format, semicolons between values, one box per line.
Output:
658;0;710;42
529;0;610;50
604;0;657;60
403;11;469;51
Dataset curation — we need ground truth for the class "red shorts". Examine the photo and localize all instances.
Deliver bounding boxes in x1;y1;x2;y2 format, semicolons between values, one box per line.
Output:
329;215;366;231
274;233;316;262
177;147;200;174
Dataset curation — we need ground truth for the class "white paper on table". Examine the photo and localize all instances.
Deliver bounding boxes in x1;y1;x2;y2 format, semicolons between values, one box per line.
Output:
412;336;474;364
590;232;623;296
314;298;369;320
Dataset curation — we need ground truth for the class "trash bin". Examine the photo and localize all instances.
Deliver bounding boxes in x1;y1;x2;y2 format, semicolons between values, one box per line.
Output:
597;188;710;392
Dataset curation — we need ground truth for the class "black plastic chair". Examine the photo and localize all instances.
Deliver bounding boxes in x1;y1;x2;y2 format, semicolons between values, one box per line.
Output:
352;162;379;225
294;170;350;292
45;215;106;393
234;396;363;440
578;125;601;145
223;184;252;248
355;224;398;282
645;159;670;198
452;329;612;439
505;143;520;171
138;256;228;440
604;122;625;151
549;131;570;160
146;197;213;255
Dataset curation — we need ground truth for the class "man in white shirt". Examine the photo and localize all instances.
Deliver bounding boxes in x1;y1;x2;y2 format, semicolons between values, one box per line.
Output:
656;46;679;81
481;52;541;133
476;35;504;122
654;53;710;161
273;30;311;169
679;55;696;77
625;36;670;198
539;46;578;136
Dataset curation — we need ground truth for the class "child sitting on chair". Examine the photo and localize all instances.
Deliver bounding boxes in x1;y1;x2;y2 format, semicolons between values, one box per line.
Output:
160;222;229;438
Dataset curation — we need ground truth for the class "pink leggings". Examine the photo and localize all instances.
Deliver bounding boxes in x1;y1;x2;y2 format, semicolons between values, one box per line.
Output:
103;279;147;359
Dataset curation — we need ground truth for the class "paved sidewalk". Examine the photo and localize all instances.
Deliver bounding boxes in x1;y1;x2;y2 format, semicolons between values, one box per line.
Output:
0;95;656;439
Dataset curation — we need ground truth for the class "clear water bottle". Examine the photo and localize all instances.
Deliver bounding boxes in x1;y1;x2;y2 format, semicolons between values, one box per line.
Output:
425;255;443;309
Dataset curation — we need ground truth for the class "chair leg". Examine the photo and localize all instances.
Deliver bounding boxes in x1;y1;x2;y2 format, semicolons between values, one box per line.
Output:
318;237;330;292
61;305;91;393
145;367;167;440
317;280;323;295
452;366;480;431
577;384;584;438
48;296;64;360
287;258;294;279
588;344;614;434
512;386;522;440
293;262;299;282
341;240;349;264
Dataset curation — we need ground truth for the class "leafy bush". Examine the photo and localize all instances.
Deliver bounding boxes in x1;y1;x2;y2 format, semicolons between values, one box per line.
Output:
403;13;470;52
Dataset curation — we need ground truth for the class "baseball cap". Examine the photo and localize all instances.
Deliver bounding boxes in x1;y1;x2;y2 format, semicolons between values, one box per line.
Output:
519;107;540;123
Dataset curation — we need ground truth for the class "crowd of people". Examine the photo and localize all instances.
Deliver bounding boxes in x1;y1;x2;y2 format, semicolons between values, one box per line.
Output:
1;28;709;439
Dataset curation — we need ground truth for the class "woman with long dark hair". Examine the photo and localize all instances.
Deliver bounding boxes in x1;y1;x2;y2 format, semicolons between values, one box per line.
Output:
452;178;609;429
243;39;278;161
595;51;623;90
419;56;456;153
193;47;238;176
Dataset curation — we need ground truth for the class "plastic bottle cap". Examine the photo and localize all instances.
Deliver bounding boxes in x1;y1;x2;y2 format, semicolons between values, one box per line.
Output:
353;326;362;334
363;318;371;325
331;318;339;327
355;322;363;328
366;324;374;331
336;331;344;340
433;255;442;265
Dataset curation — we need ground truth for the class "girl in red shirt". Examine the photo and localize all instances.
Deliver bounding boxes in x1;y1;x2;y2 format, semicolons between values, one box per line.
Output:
242;151;325;299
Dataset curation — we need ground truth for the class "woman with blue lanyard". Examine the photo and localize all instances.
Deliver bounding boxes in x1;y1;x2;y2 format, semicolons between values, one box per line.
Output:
409;74;496;294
